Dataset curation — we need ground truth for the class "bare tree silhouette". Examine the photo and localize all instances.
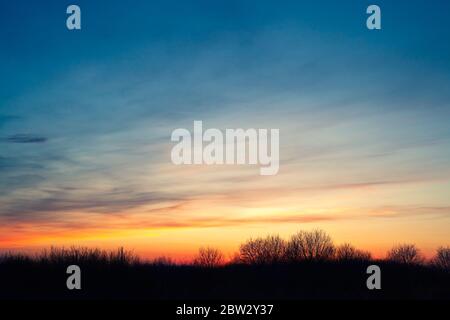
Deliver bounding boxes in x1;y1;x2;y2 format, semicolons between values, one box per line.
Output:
239;235;286;264
432;246;450;270
151;256;175;266
111;247;140;265
285;230;335;262
39;246;139;265
1;236;450;300
387;244;424;265
335;243;371;261
193;247;224;267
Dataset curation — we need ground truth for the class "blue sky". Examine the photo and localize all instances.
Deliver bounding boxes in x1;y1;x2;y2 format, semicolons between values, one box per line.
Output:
1;0;450;256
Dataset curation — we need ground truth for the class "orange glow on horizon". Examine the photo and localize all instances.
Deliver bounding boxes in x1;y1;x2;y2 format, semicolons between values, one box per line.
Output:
1;179;449;261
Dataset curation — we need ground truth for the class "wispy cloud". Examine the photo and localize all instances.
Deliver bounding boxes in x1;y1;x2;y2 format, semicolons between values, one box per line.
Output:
1;0;450;252
2;134;47;144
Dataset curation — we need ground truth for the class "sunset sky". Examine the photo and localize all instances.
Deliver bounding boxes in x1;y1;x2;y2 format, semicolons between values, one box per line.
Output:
1;0;450;260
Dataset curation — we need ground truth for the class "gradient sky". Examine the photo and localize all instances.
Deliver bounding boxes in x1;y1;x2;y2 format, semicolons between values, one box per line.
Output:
1;0;450;260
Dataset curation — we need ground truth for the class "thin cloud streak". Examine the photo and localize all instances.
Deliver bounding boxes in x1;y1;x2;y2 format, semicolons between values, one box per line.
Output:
2;134;47;144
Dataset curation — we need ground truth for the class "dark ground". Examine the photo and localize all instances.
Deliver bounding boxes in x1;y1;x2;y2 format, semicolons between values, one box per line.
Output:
1;259;448;300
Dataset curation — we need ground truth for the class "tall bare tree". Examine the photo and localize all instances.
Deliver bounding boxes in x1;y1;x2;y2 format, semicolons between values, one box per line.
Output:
239;235;286;264
335;243;371;261
431;246;450;270
193;247;224;267
387;244;424;265
285;230;335;262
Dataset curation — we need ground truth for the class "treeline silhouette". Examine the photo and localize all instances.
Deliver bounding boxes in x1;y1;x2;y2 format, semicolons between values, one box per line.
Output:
0;230;449;299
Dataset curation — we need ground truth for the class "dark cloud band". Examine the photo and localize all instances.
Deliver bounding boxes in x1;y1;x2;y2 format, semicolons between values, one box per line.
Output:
3;134;48;144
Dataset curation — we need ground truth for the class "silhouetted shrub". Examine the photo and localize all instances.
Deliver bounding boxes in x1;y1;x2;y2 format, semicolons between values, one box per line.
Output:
0;252;32;264
110;247;140;265
335;243;371;262
239;235;286;264
285;230;335;262
151;256;175;266
193;247;224;267
37;246;139;265
387;244;424;265
432;246;450;270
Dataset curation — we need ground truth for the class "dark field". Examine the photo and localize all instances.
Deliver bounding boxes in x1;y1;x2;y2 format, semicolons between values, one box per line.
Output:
1;252;448;300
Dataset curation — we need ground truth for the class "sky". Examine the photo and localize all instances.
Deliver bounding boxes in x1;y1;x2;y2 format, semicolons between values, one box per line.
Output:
1;0;450;260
